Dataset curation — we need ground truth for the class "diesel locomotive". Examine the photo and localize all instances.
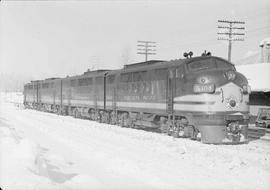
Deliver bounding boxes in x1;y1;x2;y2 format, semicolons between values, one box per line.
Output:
23;55;251;144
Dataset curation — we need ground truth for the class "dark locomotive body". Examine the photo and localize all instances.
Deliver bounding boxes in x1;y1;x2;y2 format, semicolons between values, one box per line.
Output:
23;56;250;144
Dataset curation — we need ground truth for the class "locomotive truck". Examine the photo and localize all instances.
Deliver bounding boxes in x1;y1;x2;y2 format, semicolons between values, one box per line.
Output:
23;55;251;144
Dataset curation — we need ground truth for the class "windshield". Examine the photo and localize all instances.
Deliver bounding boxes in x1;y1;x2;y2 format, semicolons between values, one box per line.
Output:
188;58;235;72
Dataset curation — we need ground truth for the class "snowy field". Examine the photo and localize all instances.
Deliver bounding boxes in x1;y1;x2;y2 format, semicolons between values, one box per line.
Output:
0;93;270;190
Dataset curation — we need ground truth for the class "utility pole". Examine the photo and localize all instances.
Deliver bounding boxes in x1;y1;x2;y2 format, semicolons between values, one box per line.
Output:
217;20;245;62
137;41;156;62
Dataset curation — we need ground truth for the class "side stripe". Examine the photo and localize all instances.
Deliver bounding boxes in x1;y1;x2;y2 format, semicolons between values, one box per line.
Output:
174;101;215;105
117;102;166;110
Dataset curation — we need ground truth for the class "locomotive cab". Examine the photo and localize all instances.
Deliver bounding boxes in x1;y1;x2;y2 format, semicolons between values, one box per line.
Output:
173;56;250;144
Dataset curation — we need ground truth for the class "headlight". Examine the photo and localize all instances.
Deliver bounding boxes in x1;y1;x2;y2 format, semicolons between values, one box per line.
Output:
193;84;215;93
197;76;210;84
229;99;236;107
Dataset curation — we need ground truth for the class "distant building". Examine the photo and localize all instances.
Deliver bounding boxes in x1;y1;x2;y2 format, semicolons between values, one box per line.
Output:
259;38;270;63
236;63;270;92
235;38;270;115
236;63;270;115
236;37;270;65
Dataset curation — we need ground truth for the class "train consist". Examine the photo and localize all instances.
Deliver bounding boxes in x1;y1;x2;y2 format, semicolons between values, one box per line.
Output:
23;55;251;144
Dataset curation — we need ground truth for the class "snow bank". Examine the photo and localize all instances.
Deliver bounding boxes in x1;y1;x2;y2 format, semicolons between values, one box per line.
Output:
0;120;92;190
0;130;53;190
63;175;102;189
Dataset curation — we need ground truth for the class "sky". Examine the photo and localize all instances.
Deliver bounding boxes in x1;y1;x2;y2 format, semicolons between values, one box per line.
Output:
0;0;269;80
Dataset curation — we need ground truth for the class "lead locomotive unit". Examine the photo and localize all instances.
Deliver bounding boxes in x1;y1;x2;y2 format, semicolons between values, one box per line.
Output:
23;54;250;144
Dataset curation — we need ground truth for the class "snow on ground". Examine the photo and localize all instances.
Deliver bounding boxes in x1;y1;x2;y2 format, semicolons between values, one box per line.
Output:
1;93;270;190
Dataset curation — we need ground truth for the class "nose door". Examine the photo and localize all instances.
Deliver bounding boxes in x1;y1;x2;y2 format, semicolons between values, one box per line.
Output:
220;83;242;110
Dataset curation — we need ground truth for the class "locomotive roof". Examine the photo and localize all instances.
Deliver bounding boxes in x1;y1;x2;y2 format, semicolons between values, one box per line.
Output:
83;69;111;75
121;59;184;72
45;77;61;80
120;56;222;72
30;80;43;82
124;60;165;69
121;56;228;72
25;55;231;85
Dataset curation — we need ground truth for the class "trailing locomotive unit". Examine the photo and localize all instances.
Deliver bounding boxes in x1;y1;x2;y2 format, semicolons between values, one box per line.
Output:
23;55;250;144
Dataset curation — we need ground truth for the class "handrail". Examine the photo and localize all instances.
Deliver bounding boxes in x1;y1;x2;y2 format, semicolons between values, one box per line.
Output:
220;88;224;102
240;89;243;103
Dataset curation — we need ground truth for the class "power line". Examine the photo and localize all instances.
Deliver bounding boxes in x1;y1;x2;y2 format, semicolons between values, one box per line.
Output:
218;20;245;24
137;41;156;62
217;20;245;62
